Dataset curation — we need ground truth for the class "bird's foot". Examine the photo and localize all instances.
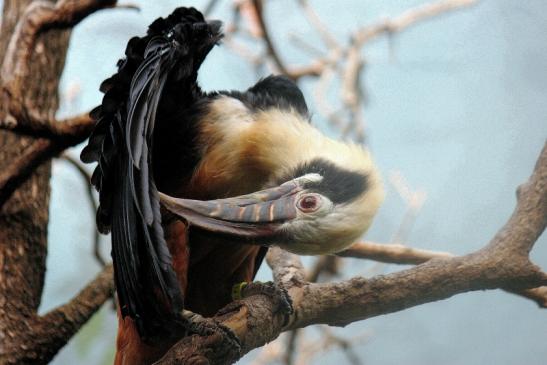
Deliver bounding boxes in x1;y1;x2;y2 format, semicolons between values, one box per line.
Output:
180;309;241;355
232;281;293;318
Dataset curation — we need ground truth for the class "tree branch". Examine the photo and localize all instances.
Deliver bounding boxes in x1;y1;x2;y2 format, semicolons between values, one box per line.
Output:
0;0;109;209
515;287;547;308
336;241;453;264
3;265;114;364
0;111;94;141
250;0;290;77
61;153;105;267
336;241;547;308
354;0;477;47
157;141;546;364
1;0;116;111
0;117;94;210
0;138;56;209
38;264;114;338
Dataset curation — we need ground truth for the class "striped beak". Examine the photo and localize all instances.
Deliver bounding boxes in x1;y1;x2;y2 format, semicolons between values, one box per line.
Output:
158;180;302;239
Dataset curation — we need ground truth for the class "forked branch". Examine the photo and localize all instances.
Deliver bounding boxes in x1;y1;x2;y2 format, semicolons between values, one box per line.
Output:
3;265;114;364
156;141;546;364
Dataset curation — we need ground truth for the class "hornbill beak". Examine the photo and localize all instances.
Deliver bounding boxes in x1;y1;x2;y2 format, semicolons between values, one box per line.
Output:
158;175;320;239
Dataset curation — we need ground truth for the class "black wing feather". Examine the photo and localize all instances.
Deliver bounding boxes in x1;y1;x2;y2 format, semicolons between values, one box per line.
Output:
81;7;222;339
223;75;309;118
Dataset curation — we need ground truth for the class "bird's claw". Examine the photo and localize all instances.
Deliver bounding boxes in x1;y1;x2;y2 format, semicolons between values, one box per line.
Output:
180;310;241;355
232;281;294;318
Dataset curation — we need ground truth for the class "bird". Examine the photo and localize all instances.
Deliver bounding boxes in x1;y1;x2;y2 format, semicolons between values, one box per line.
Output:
80;7;383;365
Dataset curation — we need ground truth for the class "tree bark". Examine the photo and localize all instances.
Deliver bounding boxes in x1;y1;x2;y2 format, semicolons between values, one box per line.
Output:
0;0;70;363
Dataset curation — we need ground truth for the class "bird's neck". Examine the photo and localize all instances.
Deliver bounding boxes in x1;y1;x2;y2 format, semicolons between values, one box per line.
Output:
185;97;368;199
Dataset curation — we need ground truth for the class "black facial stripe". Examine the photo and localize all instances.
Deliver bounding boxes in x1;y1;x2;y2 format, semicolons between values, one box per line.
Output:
220;75;309;118
281;158;368;204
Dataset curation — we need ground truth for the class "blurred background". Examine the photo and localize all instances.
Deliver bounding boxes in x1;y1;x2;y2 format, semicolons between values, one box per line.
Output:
7;0;544;364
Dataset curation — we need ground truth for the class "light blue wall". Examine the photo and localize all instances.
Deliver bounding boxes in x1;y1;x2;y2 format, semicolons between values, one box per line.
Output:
6;0;543;364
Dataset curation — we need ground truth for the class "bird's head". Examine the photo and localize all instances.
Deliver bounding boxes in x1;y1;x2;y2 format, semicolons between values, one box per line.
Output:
160;139;383;255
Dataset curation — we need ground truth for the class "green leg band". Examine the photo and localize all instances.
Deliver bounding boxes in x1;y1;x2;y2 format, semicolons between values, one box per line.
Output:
232;281;248;300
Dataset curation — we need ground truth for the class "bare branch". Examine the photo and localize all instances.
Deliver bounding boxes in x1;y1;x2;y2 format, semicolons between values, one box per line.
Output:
336;242;546;307
204;0;221;16
513;287;547;308
0;114;94;210
116;3;140;12
267;246;306;286
1;0;117;111
490;141;547;255
354;0;477;47
4;265;114;364
157;141;546;364
296;0;341;50
0;138;58;209
337;241;453;264
250;0;290;77
0;111;94;141
306;255;340;283
60;154;105;267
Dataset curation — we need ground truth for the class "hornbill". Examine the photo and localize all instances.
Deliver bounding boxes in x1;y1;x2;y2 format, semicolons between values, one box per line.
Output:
81;7;383;365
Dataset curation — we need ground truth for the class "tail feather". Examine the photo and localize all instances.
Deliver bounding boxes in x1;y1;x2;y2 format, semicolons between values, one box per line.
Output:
80;7;222;339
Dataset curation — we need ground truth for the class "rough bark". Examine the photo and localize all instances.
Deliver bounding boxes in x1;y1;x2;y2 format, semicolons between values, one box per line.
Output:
0;1;544;364
156;142;547;365
0;1;70;363
0;1;115;364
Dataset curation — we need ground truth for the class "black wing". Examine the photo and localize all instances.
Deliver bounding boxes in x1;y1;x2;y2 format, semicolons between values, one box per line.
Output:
81;7;222;339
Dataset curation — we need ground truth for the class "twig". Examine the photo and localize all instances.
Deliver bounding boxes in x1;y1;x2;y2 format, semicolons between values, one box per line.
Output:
296;0;341;50
115;3;140;11
60;154;104;267
204;0;222;16
320;327;365;365
306;255;340;283
336;241;454;264
288;32;324;58
354;0;477;47
283;329;300;365
250;0;290;76
313;66;346;131
340;45;365;142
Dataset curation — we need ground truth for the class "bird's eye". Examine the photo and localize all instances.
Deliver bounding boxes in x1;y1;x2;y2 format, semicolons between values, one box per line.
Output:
297;194;321;213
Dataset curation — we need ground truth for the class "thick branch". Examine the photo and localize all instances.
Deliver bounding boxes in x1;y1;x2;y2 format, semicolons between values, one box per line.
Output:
3;265;114;364
0;138;56;208
157;142;547;365
337;241;547;308
296;0;340;50
0;120;93;210
0;111;94;141
1;0;116;108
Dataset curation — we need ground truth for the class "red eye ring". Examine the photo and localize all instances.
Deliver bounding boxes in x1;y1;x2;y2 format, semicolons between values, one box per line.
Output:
297;194;321;213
